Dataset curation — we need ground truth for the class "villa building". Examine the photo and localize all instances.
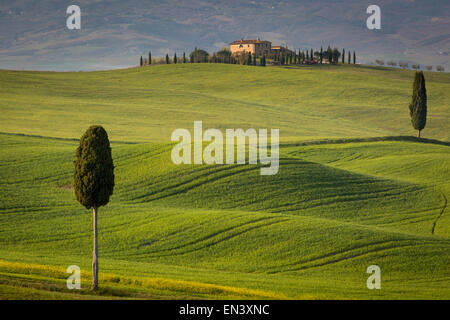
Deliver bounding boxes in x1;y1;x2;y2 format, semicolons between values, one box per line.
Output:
229;39;294;57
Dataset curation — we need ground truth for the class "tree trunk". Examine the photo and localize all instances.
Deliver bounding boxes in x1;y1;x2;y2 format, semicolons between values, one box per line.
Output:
92;206;98;290
418;130;421;138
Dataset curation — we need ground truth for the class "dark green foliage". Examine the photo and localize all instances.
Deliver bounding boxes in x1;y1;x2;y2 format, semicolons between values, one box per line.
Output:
174;53;177;64
320;47;323;64
348;51;351;64
327;46;332;63
148;51;152;65
216;49;231;63
74;126;115;209
166;54;170;64
353;51;356;64
253;54;256;66
183;52;186;63
140;56;143;67
310;49;313;61
332;48;340;64
342;49;345;64
409;72;427;137
189;48;209;63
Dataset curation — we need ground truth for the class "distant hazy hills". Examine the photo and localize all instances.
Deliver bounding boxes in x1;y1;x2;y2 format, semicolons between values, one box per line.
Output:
0;0;448;71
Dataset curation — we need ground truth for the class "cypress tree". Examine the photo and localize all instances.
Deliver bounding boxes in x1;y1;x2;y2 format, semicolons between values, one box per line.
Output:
306;50;309;62
166;54;170;64
409;72;427;138
183;52;186;63
348;51;351;64
353;51;356;64
174;53;177;64
320;47;323;64
310;48;313;62
74;126;115;290
342;49;345;64
253;54;256;66
248;53;252;65
148;51;152;65
140;56;143;67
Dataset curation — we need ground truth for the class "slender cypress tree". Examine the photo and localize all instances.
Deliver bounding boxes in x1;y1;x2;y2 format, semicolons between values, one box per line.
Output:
342;49;345;64
409;72;427;138
74;126;114;290
310;49;313;62
353;51;356;64
306;50;309;62
166;54;170;64
148;51;152;65
348;51;351;64
320;47;323;64
183;52;186;63
253;54;256;66
140;56;143;67
174;53;177;64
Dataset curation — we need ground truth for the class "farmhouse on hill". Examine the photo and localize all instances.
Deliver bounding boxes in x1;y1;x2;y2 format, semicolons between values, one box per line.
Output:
229;39;294;57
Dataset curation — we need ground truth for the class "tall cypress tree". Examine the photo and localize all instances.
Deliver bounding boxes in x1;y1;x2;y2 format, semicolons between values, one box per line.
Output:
310;48;313;62
342;49;345;64
148;51;152;65
348;51;351;64
166;54;170;64
74;126;114;290
174;53;177;64
183;52;186;63
409;72;427;138
320;47;323;64
253;54;256;66
353;51;356;64
140;56;143;67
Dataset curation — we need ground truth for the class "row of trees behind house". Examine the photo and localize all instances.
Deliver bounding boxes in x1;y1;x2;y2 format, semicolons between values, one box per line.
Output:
140;46;357;67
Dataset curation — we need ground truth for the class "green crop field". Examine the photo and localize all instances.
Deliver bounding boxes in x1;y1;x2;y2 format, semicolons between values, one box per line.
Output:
0;64;449;299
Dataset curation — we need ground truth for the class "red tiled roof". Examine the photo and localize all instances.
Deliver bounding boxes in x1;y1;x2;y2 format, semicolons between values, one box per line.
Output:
230;39;271;45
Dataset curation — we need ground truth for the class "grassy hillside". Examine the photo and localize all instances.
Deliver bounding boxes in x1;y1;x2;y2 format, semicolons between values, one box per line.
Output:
0;64;449;299
0;64;449;142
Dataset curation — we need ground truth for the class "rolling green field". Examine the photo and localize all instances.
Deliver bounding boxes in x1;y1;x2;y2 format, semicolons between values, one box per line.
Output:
0;64;449;299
